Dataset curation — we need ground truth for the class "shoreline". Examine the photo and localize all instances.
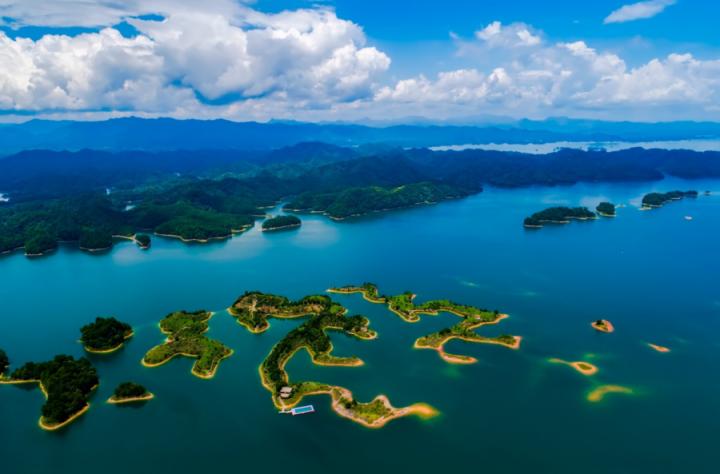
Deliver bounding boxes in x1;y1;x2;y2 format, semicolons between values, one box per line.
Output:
1;379;93;430
84;330;134;354
107;392;155;404
261;223;301;232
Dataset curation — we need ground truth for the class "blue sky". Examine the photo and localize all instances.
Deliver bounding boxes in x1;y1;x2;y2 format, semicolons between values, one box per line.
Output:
0;0;718;122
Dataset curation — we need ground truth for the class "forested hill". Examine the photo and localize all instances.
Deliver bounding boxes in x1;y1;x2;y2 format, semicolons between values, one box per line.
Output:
1;143;719;256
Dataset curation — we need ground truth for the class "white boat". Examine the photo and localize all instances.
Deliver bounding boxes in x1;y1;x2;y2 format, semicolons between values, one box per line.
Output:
684;216;693;221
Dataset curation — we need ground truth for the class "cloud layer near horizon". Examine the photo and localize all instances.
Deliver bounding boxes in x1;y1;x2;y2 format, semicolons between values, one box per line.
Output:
0;0;717;122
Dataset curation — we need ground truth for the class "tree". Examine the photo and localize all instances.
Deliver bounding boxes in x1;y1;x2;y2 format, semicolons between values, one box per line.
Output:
0;349;9;375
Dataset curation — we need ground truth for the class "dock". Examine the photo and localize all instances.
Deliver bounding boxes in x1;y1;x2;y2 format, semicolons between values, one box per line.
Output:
280;405;315;416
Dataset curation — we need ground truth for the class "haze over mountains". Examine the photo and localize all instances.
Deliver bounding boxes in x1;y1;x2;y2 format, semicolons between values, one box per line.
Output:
2;117;720;154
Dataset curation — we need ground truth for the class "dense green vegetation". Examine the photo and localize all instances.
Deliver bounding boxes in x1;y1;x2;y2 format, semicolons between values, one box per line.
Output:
524;206;596;227
0;349;8;376
230;292;342;333
10;355;98;427
596;202;616;216
642;190;699;208
285;182;471;219
112;382;149;399
80;317;133;351
1;137;718;258
261;309;376;403
143;310;232;378
262;215;301;231
135;233;151;248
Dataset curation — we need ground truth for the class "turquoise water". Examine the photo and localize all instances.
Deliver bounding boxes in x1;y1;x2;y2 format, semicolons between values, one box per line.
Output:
1;178;719;474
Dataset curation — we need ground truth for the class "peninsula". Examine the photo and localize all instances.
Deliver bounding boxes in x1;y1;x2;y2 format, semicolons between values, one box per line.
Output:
2;355;98;430
523;206;596;228
135;233;151;249
143;310;233;379
108;382;154;404
262;215;301;231
80;317;133;353
641;190;698;209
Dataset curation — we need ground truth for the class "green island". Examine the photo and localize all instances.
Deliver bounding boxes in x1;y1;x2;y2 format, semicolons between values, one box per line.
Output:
523;206;597;228
330;283;520;362
228;292;345;333
80;317;134;353
108;382;154;404
1;355;98;430
262;215;302;231
596;202;616;217
641;190;698;209
142;310;233;379
253;303;436;428
135;233;151;249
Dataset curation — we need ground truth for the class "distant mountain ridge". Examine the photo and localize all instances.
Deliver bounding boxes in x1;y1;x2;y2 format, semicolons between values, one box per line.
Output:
1;117;720;155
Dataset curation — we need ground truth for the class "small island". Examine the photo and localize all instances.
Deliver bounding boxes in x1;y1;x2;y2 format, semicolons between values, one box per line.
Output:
596;202;616;217
80;317;134;353
2;355;98;430
641;190;698;209
107;382;154;404
143;310;233;379
591;319;614;333
550;358;598;376
587;384;633;402
262;215;302;231
135;233;151;249
523;206;596;228
648;343;671;353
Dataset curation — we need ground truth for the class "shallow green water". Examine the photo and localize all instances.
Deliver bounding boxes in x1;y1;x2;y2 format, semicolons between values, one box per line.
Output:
1;178;719;474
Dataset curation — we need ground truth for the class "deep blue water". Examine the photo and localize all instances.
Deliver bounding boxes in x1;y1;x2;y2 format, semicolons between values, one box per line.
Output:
1;178;719;474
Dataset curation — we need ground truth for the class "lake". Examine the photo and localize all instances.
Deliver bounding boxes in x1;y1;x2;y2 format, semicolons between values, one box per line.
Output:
430;139;720;153
1;177;719;474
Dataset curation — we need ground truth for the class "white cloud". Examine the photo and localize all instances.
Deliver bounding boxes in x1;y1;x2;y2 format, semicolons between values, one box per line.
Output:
374;21;720;121
0;3;390;113
604;0;676;24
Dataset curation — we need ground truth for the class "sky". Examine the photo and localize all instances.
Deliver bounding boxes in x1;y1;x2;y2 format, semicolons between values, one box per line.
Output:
0;0;718;123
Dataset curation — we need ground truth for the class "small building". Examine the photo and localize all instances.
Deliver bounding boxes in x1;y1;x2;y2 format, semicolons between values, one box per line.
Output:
279;386;293;399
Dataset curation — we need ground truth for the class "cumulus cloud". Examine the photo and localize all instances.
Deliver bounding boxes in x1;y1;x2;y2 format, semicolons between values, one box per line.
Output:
604;0;676;24
375;21;720;121
0;2;390;114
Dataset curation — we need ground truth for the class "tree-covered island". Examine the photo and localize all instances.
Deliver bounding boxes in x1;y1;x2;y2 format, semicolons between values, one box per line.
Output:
107;382;154;404
523;206;597;228
80;317;134;353
1;355;98;430
329;283;521;363
143;310;233;379
261;215;301;231
596;202;616;217
641;190;698;209
229;292;345;333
